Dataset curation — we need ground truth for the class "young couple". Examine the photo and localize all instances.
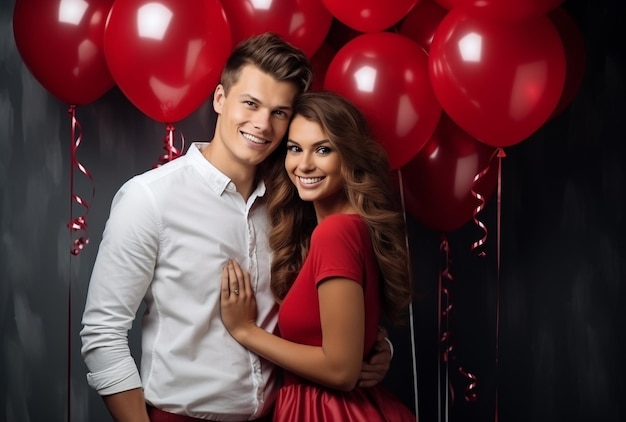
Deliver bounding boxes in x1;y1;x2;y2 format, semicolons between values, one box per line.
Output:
81;33;415;421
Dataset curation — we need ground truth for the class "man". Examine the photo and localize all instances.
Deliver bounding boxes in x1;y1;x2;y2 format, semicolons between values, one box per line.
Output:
80;33;392;422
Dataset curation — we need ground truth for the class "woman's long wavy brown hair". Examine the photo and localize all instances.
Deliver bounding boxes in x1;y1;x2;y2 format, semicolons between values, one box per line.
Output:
265;91;413;325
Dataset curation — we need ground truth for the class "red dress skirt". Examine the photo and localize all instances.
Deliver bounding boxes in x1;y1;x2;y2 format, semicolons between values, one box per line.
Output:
273;376;416;422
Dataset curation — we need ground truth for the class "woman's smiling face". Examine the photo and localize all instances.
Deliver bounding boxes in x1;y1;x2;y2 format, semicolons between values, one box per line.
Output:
285;115;348;215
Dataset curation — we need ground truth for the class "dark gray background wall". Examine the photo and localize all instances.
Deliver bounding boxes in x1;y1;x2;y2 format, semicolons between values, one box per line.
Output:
1;0;623;421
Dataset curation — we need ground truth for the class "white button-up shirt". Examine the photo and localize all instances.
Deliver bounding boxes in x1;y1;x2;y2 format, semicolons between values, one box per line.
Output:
80;143;278;421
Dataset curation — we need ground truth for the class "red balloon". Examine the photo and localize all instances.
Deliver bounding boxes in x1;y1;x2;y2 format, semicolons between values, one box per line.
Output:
13;0;115;105
429;8;566;147
324;32;442;169
399;0;449;52
548;7;586;118
321;0;419;33
447;0;564;20
401;114;498;232
220;0;332;58
104;0;231;123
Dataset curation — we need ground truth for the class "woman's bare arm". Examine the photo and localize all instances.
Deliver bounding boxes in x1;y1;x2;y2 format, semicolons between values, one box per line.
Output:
220;260;365;391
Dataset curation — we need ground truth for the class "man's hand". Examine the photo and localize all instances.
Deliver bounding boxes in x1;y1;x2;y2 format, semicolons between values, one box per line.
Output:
358;326;392;387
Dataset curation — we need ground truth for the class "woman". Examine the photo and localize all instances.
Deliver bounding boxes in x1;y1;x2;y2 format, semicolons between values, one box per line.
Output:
220;91;415;421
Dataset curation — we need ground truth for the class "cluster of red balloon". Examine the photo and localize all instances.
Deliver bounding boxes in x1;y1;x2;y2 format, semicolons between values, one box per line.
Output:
12;0;231;124
12;0;340;123
105;0;336;124
316;0;585;232
12;0;586;233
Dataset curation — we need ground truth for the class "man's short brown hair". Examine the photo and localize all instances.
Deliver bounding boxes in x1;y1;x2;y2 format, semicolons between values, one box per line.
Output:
220;33;313;96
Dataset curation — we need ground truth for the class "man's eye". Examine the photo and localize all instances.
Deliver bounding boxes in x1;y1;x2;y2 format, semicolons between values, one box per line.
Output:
274;110;289;118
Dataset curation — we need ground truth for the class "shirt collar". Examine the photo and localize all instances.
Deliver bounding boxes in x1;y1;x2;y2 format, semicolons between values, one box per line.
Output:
187;142;266;199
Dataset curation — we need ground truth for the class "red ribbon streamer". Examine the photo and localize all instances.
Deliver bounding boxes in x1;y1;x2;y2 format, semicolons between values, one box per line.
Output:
440;236;454;364
459;366;478;402
438;235;478;420
154;123;184;168
67;105;94;256
470;148;502;256
437;235;448;422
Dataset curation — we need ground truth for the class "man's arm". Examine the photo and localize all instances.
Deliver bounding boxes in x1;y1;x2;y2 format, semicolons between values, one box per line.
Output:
81;181;158;420
102;388;150;422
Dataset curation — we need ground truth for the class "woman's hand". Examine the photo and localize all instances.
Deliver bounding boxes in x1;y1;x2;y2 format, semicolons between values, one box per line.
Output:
220;259;258;340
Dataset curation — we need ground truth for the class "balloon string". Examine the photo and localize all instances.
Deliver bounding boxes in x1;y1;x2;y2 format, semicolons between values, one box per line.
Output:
396;168;420;421
436;242;441;422
66;257;72;422
470;148;500;256
67;105;94;256
154;123;185;168
494;148;506;422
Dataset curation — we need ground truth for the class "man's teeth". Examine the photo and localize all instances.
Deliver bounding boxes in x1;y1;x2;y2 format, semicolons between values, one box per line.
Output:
243;133;267;144
299;177;323;184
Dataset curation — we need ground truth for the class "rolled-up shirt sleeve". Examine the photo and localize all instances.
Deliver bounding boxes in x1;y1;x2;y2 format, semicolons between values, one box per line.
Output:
86;355;142;395
80;178;160;395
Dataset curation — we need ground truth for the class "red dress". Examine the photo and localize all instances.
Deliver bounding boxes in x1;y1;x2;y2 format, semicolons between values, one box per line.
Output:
274;214;416;421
